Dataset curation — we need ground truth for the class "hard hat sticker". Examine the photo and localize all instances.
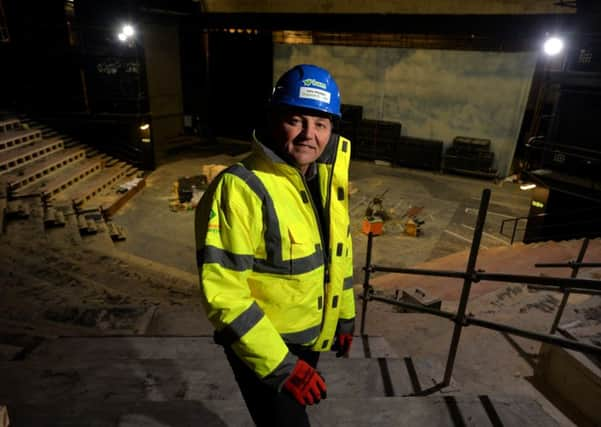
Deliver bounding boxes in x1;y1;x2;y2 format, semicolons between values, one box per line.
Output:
299;87;331;104
302;79;327;89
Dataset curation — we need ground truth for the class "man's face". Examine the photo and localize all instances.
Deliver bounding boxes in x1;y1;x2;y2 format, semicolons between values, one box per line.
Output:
271;109;333;174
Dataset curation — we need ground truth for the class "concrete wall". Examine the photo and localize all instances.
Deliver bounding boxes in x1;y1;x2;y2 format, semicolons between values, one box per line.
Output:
203;0;574;14
274;44;538;177
142;22;184;163
535;343;601;427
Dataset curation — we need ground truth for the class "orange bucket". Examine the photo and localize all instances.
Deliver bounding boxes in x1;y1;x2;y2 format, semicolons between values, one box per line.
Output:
361;217;383;236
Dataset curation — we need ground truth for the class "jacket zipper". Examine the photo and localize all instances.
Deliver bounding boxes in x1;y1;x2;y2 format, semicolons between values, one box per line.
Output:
300;136;340;339
299;172;329;281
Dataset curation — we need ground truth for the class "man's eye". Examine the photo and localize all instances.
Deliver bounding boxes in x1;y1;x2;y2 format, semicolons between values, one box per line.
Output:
288;118;301;126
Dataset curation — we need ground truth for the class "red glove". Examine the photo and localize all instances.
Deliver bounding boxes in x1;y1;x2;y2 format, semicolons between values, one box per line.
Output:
334;333;353;358
283;359;327;406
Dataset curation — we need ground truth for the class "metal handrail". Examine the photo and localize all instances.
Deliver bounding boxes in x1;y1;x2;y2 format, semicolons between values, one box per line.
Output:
535;238;592;334
500;205;601;244
526;138;601;158
360;188;601;389
369;266;601;292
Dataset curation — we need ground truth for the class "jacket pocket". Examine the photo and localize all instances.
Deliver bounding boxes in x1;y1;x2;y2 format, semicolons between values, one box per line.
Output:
287;227;322;275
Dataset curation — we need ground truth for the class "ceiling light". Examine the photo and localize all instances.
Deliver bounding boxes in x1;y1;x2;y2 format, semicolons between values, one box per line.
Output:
139;123;150;130
122;24;135;37
117;33;127;42
543;36;564;56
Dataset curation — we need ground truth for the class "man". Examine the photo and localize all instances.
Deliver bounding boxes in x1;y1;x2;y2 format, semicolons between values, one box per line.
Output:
195;64;355;426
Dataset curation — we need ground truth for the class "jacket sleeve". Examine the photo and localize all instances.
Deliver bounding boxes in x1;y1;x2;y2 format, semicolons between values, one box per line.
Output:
195;171;296;389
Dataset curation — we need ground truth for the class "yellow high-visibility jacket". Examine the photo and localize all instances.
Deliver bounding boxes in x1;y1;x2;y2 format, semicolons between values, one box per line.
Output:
195;132;355;389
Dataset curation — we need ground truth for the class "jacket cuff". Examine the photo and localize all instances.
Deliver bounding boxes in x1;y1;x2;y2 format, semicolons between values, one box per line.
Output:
262;351;297;391
336;317;355;336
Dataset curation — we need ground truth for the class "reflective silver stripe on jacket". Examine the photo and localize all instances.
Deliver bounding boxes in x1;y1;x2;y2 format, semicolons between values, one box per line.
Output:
226;164;323;275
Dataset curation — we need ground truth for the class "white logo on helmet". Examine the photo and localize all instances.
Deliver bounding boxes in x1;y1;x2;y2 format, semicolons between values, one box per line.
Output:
301;79;327;90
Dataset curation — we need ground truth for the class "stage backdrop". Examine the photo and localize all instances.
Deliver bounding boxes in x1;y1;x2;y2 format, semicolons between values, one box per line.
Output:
274;44;538;177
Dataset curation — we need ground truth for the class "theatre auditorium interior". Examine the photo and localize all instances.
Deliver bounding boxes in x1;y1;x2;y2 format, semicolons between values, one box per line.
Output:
1;0;601;425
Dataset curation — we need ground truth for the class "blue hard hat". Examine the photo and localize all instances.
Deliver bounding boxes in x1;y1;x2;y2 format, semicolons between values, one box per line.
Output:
271;64;341;118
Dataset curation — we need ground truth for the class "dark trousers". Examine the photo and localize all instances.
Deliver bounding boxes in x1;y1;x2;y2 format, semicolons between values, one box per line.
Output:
224;344;320;427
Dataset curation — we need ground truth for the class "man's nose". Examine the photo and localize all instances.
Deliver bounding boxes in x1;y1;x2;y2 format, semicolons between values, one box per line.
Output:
300;121;317;139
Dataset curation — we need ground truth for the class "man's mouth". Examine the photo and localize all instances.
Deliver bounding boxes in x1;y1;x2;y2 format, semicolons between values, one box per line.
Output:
294;143;315;149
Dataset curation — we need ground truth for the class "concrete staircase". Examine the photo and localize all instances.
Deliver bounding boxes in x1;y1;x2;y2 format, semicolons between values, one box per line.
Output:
0;116;145;238
0;335;563;426
0;200;575;425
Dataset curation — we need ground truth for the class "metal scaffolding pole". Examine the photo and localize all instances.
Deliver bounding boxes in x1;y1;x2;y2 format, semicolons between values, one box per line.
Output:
442;188;490;386
549;238;589;334
369;295;601;355
358;188;601;387
360;232;374;336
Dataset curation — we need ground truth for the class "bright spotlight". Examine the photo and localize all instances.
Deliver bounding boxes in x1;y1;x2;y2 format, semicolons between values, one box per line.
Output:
123;24;135;37
543;37;564;56
139;123;150;131
117;33;127;42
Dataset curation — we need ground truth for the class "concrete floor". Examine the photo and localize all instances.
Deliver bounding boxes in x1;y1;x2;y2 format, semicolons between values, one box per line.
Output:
113;141;532;279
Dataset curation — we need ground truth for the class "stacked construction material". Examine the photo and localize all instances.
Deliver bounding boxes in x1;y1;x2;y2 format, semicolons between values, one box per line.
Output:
355;119;402;162
443;136;497;178
338;104;363;147
397;136;444;171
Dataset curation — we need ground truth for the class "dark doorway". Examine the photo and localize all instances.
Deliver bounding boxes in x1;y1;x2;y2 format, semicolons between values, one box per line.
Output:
208;30;273;141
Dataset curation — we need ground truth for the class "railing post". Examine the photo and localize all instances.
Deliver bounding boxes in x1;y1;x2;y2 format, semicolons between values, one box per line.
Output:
549;238;589;334
511;218;518;244
442;189;491;386
360;232;374;336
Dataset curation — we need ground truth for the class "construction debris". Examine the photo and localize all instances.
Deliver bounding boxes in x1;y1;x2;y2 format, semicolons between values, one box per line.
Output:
177;175;206;203
170;178;205;212
365;189;389;220
404;218;425;237
43;206;66;228
117;177;144;194
362;189;389;235
106;221;127;242
5;200;30;219
200;164;227;184
401;205;425;237
394;287;442;313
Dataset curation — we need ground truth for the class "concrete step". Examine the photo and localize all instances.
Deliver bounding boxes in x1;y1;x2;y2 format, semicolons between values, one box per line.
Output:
28;335;399;362
0;239;200;309
0;129;43;153
78;174;145;215
0;118;21;133
535;340;601;426
13;158;103;199
4;395;562;426
53;162;129;207
0;355;450;403
0;137;64;175
1;146;85;192
42;130;59;138
63;139;81;149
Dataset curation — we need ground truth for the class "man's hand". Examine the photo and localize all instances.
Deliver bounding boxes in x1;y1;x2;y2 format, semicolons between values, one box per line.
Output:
333;333;353;358
283;359;327;405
